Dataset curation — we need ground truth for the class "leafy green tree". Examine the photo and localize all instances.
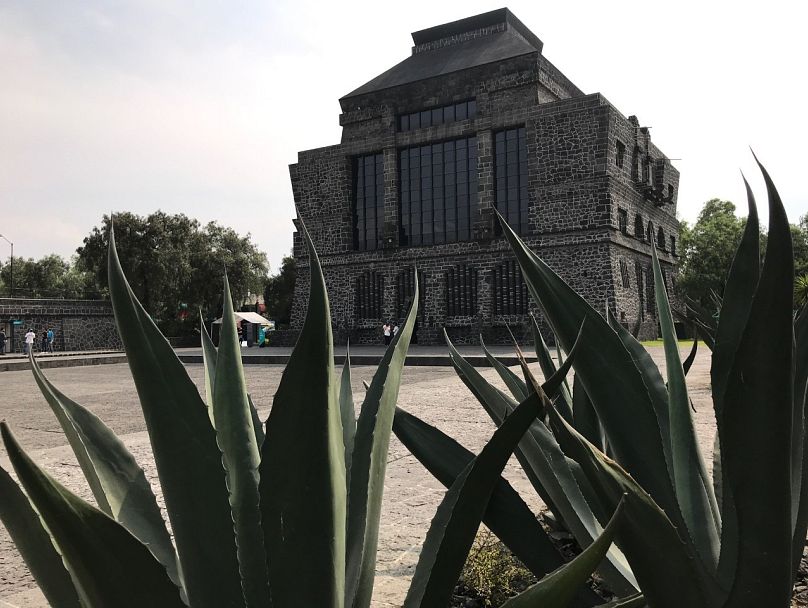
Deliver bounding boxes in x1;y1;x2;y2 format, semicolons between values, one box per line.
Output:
263;255;297;327
77;212;269;334
0;254;95;298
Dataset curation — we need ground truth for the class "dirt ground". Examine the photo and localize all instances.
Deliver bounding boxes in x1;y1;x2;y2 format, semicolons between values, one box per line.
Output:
0;345;715;607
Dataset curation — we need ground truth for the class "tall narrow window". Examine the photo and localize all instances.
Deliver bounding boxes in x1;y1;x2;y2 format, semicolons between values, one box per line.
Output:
399;136;478;246
446;264;478;316
635;260;645;321
670;236;677;255
492;259;528;315
657;227;666;250
495;127;528;234
634;214;644;240
353;153;384;251
396;267;424;319
619;258;631;288
618;208;628;234
355;271;384;320
616;140;626;168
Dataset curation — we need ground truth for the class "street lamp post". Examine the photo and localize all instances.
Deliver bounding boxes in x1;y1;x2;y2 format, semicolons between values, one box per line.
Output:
0;234;13;297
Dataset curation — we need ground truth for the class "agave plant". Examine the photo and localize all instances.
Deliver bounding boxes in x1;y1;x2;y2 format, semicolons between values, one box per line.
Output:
0;219;627;607
398;158;807;607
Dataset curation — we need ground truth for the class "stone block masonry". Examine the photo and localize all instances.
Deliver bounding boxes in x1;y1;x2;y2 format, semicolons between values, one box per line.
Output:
286;8;680;345
0;299;122;353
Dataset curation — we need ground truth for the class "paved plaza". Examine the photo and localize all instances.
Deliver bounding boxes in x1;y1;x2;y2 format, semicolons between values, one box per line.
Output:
0;345;715;608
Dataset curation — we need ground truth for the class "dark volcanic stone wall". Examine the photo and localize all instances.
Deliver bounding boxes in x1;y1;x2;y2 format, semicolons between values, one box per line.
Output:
0;299;121;353
286;14;679;345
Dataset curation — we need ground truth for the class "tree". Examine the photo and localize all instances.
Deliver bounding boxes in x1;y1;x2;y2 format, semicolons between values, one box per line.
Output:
76;212;269;334
677;199;747;306
263;254;297;327
0;254;95;298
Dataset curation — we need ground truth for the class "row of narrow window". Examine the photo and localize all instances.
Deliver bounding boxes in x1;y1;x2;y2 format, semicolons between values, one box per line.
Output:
398;100;477;132
617;208;676;255
354;263;530;320
354;127;529;251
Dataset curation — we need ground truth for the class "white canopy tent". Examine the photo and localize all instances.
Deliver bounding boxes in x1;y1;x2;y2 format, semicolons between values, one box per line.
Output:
213;311;272;326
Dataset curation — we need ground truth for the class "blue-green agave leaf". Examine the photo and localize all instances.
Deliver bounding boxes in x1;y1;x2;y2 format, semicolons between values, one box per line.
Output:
247;393;265;449
446;332;637;595
572;374;603;452
497;212;683;534
28;354;181;590
531;315;573;421
545;406;722;608
201;316;218;424
107;225;242;608
499;498;625;608
651;241;721;569
1;423;186;608
340;344;356;492
213;275;269;607
392;405;603;607
593;594;646;608
682;336;699;376
402;394;541;608
721;160;794;606
792;307;808;583
480;335;528;402
345;277;418;608
259;221;346;608
0;465;82;608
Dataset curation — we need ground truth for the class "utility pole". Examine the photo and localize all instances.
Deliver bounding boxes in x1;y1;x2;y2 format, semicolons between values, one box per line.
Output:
0;234;13;297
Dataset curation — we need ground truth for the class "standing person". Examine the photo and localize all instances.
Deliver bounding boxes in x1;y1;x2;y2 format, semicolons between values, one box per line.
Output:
41;330;48;353
393;322;400;338
0;329;6;355
382;322;391;346
24;328;35;355
47;327;55;352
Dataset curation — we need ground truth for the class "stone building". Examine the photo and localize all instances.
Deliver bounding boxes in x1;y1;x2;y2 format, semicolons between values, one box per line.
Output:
286;8;679;345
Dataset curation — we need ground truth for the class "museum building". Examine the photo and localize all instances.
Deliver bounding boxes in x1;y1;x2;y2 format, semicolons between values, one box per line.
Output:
286;8;680;345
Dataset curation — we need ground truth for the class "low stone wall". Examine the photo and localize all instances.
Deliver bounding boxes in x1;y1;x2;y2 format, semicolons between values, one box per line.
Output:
0;298;122;353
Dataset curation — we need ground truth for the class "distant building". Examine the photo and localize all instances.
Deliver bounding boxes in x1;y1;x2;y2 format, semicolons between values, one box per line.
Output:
287;8;679;345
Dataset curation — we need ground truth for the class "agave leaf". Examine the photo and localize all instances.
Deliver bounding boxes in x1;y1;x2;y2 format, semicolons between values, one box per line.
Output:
651;242;721;569
0;465;82;608
682;335;698;376
480;335;528;402
446;332;637;595
792;307;808;583
530;315;573;421
499;498;625;608
497;212;682;532
260;222;346;608
201;316;217;424
28;354;181;589
108;225;242;608
247;393;265;449
572;374;603;452
392;406;603;607
721;161;794;606
545;406;721;608
1;423;186;608
402;394;541;608
684;297;717;351
593;594;646;608
340;344;356;492
213;275;269;607
345;278;418;608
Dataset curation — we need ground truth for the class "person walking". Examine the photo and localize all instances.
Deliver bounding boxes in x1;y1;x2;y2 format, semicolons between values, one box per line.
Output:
41;330;48;353
0;329;6;355
47;328;55;352
24;328;35;355
393;322;400;337
382;322;392;346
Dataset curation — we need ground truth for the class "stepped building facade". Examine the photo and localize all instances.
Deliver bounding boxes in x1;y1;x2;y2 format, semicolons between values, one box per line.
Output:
286;8;679;344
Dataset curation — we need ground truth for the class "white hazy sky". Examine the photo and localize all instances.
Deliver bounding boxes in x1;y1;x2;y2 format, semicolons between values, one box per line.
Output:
1;1;806;271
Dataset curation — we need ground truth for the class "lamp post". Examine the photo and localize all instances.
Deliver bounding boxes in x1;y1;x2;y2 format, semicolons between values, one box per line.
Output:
0;234;13;297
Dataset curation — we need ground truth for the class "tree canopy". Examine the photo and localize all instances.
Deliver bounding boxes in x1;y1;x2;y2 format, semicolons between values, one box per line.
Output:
263;254;297;327
76;212;269;335
0;254;95;299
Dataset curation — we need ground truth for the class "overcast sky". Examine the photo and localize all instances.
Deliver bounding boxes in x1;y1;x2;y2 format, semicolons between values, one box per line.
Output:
1;0;806;271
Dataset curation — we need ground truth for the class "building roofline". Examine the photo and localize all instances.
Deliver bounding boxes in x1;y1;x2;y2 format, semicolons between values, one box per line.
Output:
411;8;543;53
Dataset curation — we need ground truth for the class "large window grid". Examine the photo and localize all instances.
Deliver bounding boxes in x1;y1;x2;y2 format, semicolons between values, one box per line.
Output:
355;271;384;320
353;153;385;251
398;100;477;132
446;264;478;317
396;267;424;319
399;137;478;246
494;127;529;235
492;259;528;315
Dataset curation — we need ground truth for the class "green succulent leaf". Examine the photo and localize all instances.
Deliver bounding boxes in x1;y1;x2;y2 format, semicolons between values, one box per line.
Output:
480;335;528;402
108;225;242;608
259;222;346;608
792;307;808;583
213;275;270;607
682;336;699;377
545;406;722;608
0;465;82;608
1;423;186;608
403;393;541;608
572;374;603;452
446;332;637;595
201;316;218;424
499;497;625;608
593;594;646;608
721;160;794;606
530;315;573;421
28;354;181;589
651;241;721;569
247;393;265;449
339;344;356;492
392;405;603;607
345;275;418;608
497;212;683;537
